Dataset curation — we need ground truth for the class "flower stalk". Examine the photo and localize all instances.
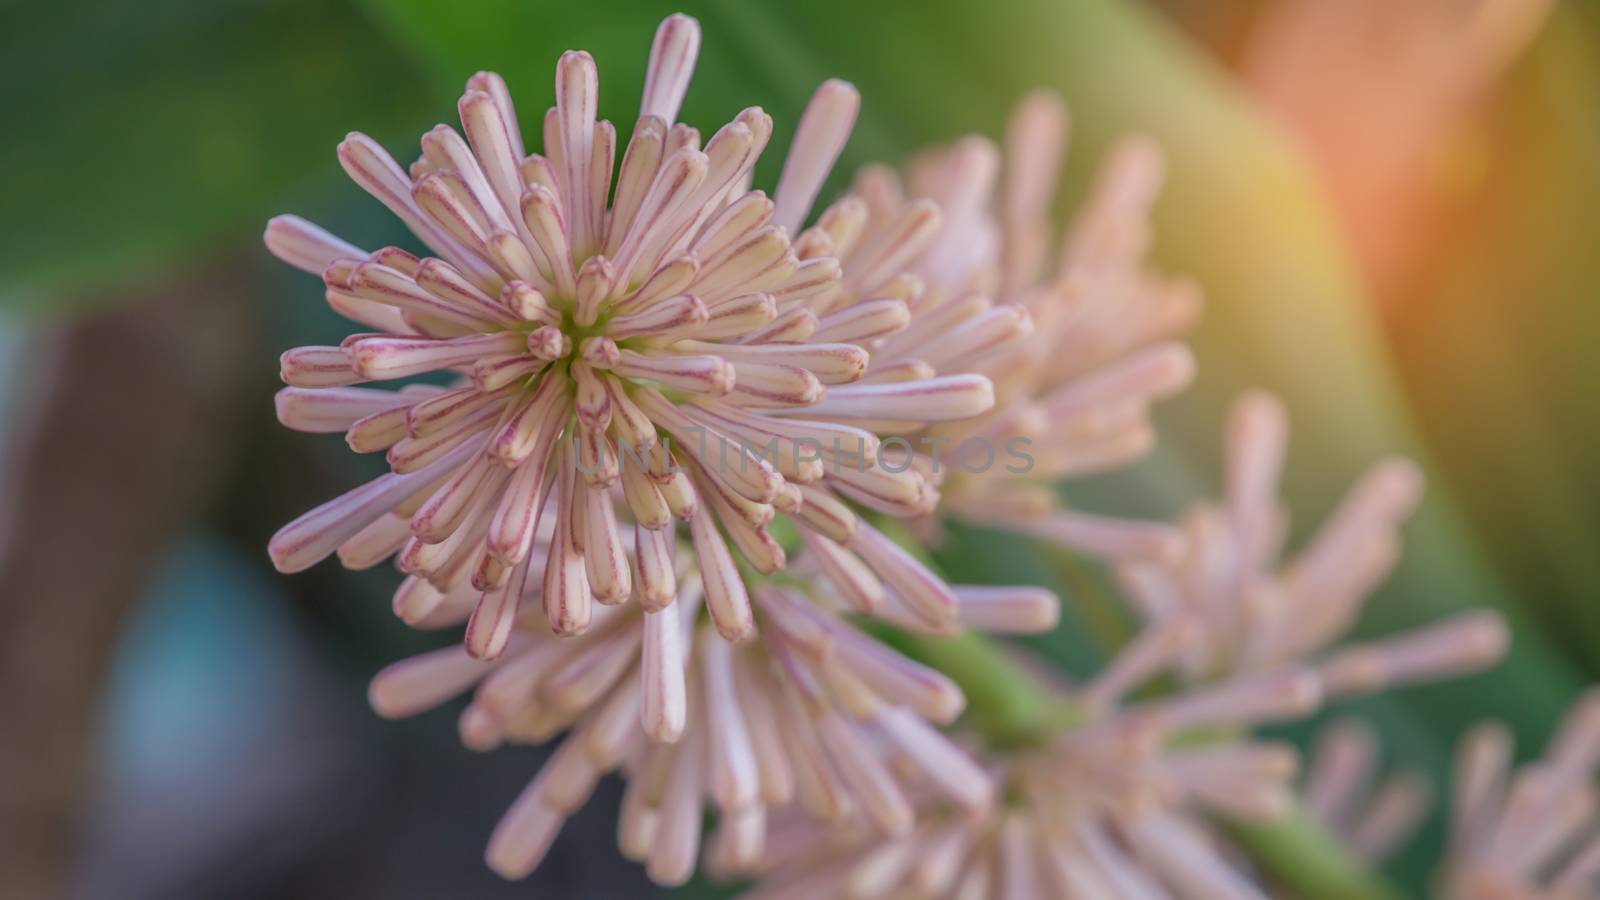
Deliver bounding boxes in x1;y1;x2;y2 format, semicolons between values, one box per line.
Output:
880;629;1079;750
886;622;1409;900
1229;809;1409;900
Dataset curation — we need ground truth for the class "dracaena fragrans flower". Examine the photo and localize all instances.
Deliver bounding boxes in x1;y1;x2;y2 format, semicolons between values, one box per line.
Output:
1114;390;1509;699
368;529;1058;885
844;92;1203;563
265;13;999;661
262;10;1061;887
1442;691;1600;899
1301;717;1432;866
728;629;1331;900
1303;691;1600;900
737;783;1271;900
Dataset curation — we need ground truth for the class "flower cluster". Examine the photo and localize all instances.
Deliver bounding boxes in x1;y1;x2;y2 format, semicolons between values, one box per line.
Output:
853;93;1203;561
369;529;1056;883
1114;390;1508;699
1300;717;1432;867
268;14;997;660
729;638;1315;899
1300;692;1600;900
260;10;1533;897
266;13;1058;887
732;392;1513;898
1442;690;1600;899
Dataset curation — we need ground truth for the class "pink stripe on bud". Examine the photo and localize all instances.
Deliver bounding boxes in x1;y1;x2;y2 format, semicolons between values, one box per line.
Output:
607;294;709;340
525;325;572;361
789;374;994;422
615;349;734;396
337;513;411;570
580;336;621;369
415;258;521;327
268;437;481;572
280;346;360;387
684;339;868;385
274;386;408;433
876;706;993;812
811;299;911;344
642;601;687;741
952;585;1061;634
847;522;957;627
457;89;530;251
502;281;558;325
348;333;524;380
699;627;761;812
641;14;701;123
634;521;677;610
466;564;524;660
369;644;492;719
264;215;364;275
772;79;859;233
690;507;754;642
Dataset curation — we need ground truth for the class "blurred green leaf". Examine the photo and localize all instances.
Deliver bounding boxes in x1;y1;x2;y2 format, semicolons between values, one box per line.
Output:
1387;8;1600;662
0;0;428;314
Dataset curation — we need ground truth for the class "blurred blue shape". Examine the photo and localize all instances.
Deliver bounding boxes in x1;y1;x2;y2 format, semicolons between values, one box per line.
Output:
77;537;368;900
98;537;301;785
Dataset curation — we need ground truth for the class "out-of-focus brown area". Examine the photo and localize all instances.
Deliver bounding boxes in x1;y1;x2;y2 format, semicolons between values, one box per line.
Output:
0;262;664;899
0;263;259;897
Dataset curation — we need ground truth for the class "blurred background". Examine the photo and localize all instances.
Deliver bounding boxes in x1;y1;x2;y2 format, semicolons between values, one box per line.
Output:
3;0;1596;897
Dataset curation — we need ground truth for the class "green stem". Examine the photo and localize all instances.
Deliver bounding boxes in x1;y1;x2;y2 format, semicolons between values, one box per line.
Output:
1228;809;1409;900
884;627;1407;899
881;629;1079;749
865;521;1405;897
